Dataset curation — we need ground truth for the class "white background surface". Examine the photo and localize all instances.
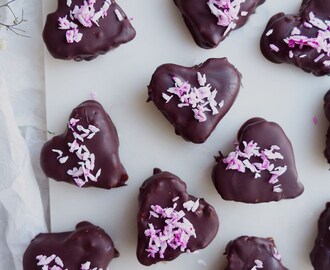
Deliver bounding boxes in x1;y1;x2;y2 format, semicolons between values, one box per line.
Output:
43;0;330;269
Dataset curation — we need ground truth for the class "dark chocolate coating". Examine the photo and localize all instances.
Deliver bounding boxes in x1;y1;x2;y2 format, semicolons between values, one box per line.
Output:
23;221;118;270
148;58;241;143
173;0;266;49
43;0;136;61
224;236;288;270
137;168;219;266
212;118;304;203
260;0;330;76
40;100;128;189
310;202;330;270
324;90;330;163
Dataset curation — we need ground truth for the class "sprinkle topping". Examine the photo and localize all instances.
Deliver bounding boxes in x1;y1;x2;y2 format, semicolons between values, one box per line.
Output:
36;255;102;270
52;118;101;187
144;201;197;259
222;140;287;193
163;72;224;122
251;259;263;270
207;0;247;36
58;0;114;44
271;11;330;66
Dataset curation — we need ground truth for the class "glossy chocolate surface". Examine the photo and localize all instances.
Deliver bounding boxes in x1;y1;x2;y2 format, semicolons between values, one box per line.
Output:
310;202;330;270
212;118;304;203
23;221;118;270
324;90;330;163
173;0;265;49
137;168;219;265
260;0;330;76
40;100;128;189
43;0;136;61
224;236;288;270
148;58;241;143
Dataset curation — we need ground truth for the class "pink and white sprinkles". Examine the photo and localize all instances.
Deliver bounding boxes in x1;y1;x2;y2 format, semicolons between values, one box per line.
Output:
251;259;263;270
52;118;101;187
58;0;124;43
223;141;287;193
268;12;330;66
162;72;224;122
36;254;102;270
144;198;199;259
207;0;247;36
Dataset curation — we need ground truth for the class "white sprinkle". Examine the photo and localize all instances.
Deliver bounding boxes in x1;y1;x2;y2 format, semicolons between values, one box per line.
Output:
191;199;200;212
115;9;124;21
66;0;72;7
162;93;173;103
52;149;63;158
304;22;313;28
289;50;294;58
314;53;325;62
59;156;69;164
241;11;248;16
299;54;307;58
273;184;283;193
88;125;100;133
323;60;330;66
197;259;207;266
183;200;194;211
197;72;207;86
149;211;159;218
172;196;179;202
265;29;273;36
269;44;279;52
81;261;91;270
55;256;64;267
219;100;224;108
291;27;301;35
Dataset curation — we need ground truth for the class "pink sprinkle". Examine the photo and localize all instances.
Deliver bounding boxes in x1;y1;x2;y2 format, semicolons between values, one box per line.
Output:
312;115;318;125
269;44;280;52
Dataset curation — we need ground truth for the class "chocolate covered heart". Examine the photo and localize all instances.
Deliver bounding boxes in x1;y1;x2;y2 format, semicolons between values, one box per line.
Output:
147;58;241;143
224;236;288;270
310;202;330;270
324;90;330;163
137;168;219;266
40;100;128;189
173;0;266;49
260;0;330;76
43;0;136;61
212;117;304;203
23;221;118;270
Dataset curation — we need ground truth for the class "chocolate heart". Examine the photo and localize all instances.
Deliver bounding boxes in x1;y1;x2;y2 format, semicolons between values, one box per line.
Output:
310;202;330;270
147;58;241;143
324;90;330;163
173;0;266;49
137;168;219;266
23;221;118;270
40;100;128;189
224;236;288;270
43;0;136;61
260;0;330;76
212;117;304;203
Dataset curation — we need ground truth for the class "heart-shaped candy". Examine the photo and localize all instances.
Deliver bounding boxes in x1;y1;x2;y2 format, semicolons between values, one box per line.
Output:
137;168;219;266
212;118;304;203
310;202;330;270
40;100;128;189
173;0;266;49
224;236;288;270
43;0;136;61
260;0;330;76
147;58;241;143
23;221;118;270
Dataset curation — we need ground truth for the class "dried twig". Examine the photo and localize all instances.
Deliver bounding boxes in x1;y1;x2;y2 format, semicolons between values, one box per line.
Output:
0;0;29;37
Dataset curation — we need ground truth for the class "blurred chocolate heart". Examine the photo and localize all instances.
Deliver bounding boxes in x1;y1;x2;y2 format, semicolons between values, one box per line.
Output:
174;0;265;48
23;221;118;270
224;236;288;270
148;58;241;143
43;0;136;61
260;0;330;76
40;100;128;189
137;168;219;265
212;117;304;203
